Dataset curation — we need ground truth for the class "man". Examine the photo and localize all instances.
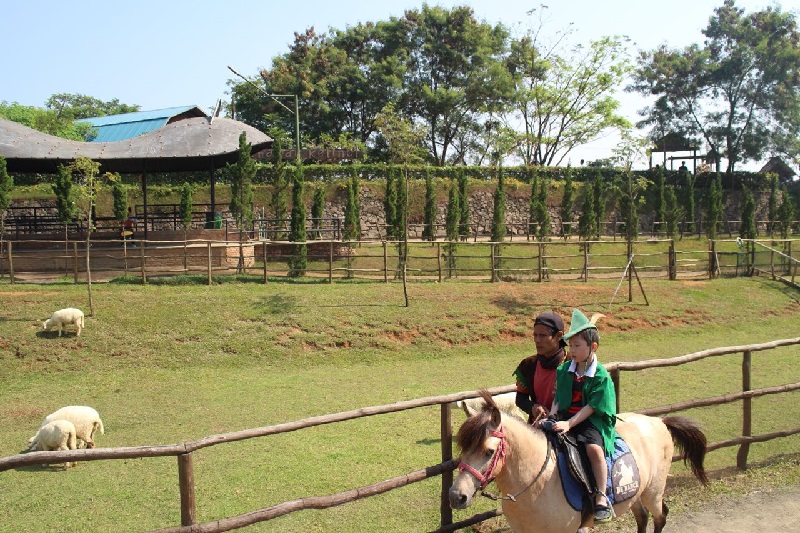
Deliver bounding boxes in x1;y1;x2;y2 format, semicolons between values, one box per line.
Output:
512;311;567;424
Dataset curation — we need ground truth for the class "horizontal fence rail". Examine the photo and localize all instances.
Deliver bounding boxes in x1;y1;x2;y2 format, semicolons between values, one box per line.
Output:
2;237;797;285
2;338;799;531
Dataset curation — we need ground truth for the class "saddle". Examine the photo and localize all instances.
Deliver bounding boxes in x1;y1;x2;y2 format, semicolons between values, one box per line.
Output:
541;419;640;518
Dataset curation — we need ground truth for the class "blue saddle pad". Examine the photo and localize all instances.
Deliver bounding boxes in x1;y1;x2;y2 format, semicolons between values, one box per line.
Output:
555;435;641;511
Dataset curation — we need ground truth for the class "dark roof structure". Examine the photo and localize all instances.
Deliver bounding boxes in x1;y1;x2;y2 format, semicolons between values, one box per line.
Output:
76;105;207;142
0;116;272;173
759;156;796;181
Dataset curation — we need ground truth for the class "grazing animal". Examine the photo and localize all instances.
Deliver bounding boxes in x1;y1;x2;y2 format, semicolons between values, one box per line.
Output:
453;392;524;421
29;406;104;450
43;308;85;336
449;390;708;533
27;419;78;468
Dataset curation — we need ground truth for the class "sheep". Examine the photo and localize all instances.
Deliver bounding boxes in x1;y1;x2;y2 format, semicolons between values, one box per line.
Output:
453;391;525;421
27;419;77;468
28;406;104;450
42;308;85;337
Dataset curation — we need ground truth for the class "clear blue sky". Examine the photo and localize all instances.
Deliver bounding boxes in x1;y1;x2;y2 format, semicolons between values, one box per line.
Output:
1;0;789;169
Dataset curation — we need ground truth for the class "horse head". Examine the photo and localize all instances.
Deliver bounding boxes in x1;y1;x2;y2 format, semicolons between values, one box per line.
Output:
449;389;505;509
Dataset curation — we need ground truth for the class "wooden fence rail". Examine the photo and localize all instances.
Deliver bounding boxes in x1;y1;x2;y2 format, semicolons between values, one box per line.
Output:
1;338;799;532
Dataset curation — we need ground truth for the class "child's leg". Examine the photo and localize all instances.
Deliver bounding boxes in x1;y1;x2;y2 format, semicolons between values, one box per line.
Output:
585;443;608;506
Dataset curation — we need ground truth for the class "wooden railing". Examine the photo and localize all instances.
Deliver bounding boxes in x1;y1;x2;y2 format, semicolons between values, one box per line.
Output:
1;337;799;532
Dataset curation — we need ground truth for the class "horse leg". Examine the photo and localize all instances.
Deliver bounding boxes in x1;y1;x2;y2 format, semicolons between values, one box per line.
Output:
653;501;669;533
630;500;649;533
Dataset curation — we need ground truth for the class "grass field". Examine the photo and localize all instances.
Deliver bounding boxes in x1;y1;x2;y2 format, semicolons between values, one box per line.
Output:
1;276;799;532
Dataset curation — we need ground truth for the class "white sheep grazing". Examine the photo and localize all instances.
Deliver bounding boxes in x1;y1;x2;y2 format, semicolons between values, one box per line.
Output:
453;392;525;421
27;419;78;468
29;406;104;450
43;308;85;337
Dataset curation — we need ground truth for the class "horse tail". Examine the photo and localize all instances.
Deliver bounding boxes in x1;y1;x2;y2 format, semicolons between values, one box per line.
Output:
662;416;709;485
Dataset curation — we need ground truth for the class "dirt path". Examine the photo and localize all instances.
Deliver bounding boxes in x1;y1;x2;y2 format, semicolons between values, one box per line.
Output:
661;485;800;532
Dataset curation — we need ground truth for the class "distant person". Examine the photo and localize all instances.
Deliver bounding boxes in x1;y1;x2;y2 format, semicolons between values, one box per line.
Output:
513;311;567;425
678;161;689;175
122;207;137;246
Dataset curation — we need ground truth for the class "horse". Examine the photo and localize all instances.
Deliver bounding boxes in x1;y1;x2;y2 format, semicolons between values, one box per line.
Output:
449;390;708;533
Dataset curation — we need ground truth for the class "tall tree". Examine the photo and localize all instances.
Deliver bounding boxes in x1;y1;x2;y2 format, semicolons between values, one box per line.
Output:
45;93;139;119
288;165;307;277
767;174;778;236
68;157;101;316
777;184;795;239
311;185;325;240
457;167;470;240
535;177;550;242
560;166;574;239
528;171;540;237
52;164;78;256
654;166;667;233
683;171;696;235
445;180;460;277
631;1;800;174
384;167;398;241
267;132;290;239
504;16;632;166
706;173;723;240
591;170;607;239
665;186;682;240
343;169;360;241
578;184;596;242
400;5;513;165
0;101;92;140
490;167;506;282
228;132;256;273
422;168;437;241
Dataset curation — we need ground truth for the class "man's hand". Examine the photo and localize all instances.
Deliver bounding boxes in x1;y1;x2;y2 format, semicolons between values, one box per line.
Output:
531;404;547;423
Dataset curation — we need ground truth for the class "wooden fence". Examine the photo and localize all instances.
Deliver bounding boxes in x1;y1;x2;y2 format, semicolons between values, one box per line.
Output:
2;237;797;285
1;337;799;532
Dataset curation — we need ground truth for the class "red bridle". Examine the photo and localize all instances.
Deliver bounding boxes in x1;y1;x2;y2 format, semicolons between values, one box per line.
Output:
457;425;507;490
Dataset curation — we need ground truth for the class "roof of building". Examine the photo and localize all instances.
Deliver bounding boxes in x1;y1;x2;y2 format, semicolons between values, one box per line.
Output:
76;105;208;142
759;156;796;180
0;116;272;173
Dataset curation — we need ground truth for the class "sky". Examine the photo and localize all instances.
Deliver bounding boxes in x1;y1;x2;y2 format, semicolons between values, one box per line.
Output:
2;0;794;170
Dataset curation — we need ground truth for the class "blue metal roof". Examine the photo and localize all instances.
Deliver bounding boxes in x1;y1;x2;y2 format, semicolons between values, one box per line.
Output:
77;105;206;142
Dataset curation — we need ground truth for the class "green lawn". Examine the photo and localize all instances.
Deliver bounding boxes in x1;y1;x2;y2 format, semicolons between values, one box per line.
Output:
1;276;798;532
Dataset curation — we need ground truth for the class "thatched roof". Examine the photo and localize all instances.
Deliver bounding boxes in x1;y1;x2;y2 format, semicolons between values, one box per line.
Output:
759;156;796;180
651;132;700;152
0;116;272;173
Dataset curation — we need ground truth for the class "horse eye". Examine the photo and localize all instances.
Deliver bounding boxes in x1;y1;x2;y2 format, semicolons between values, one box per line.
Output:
485;449;495;458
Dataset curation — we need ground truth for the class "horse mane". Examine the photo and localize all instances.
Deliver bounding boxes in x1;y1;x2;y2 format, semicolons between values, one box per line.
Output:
455;390;499;456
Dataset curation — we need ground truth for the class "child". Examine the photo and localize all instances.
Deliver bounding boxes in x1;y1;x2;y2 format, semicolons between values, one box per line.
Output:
546;308;616;524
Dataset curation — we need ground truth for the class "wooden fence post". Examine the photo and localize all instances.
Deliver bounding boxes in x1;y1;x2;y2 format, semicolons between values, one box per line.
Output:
437;242;442;283
490;243;496;282
328;241;333;284
440;403;453;528
178;453;197;526
383;241;388;283
583;243;589;282
140;240;146;285
207;242;212;286
669;239;676;281
737;350;752;470
73;241;78;284
611;368;621;414
263;241;268;284
7;241;13;284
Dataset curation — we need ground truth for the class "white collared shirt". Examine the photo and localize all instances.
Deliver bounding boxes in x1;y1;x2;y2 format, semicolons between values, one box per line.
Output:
567;352;598;378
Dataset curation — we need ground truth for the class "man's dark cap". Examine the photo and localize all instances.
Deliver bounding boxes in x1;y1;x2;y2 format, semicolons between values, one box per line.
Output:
534;311;564;334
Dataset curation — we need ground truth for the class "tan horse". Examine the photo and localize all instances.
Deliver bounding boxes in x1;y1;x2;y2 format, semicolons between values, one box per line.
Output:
449;390;708;533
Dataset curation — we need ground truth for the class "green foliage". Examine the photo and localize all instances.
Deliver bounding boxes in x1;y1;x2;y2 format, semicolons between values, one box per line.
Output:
311;185;325;239
578;184;596;241
228;132;256;231
665;186;682;240
706;173;723;240
457;167;470;239
0;101;92;140
591;170;606;238
778;185;796;239
506;32;632;166
343;169;360;241
422;168;436;241
110;176;127;222
288;165;307;277
445;181;460;242
683;171;696;233
373;102;427;166
740;187;757;240
179;182;194;231
535;177;550;241
384;167;398;240
52;165;78;224
490;168;506;242
0;157;13;231
655;166;667;227
45;93;139;119
560;166;574;237
268;133;290;238
631;2;800;173
528;172;539;236
619;172;639;243
767;175;778;235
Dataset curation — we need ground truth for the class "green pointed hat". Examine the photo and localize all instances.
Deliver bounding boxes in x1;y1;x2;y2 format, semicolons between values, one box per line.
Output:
563;308;600;340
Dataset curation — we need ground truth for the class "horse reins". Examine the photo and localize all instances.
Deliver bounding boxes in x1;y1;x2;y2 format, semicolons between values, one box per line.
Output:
457;423;553;502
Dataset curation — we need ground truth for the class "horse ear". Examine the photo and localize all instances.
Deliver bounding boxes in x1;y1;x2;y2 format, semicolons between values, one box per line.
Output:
479;389;502;426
